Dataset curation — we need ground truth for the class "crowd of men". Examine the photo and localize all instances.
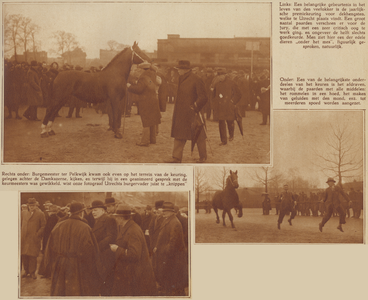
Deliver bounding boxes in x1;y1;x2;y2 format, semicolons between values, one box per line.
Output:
21;197;189;296
4;57;270;162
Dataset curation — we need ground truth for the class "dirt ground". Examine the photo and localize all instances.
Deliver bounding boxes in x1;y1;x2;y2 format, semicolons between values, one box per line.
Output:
3;104;270;164
195;208;363;244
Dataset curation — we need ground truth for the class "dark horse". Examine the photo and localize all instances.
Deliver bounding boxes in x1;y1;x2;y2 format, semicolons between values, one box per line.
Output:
212;170;243;228
40;42;150;138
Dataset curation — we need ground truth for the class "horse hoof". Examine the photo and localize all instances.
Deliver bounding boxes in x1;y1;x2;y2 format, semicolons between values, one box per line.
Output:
115;133;123;139
48;130;56;136
216;220;220;224
41;132;49;138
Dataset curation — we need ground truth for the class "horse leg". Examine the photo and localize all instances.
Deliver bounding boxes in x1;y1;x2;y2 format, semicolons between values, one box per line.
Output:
222;210;227;227
41;98;68;137
110;97;123;139
213;206;220;224
228;210;235;228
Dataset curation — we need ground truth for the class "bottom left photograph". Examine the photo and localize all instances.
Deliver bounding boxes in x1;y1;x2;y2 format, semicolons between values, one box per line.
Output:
19;191;190;297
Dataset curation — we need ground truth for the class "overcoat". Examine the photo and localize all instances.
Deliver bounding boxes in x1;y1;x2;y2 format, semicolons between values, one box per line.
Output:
212;76;242;121
44;215;101;296
323;185;350;207
92;213;117;280
21;208;46;257
171;71;207;140
26;67;43;106
128;69;161;128
152;214;187;291
111;219;157;296
259;77;270;114
280;191;295;211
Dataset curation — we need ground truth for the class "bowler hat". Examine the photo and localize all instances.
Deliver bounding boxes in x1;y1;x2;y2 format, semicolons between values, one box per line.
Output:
326;177;336;183
155;200;164;209
70;202;85;215
162;202;175;212
27;198;37;205
105;197;116;206
90;200;107;210
175;60;191;70
114;204;135;216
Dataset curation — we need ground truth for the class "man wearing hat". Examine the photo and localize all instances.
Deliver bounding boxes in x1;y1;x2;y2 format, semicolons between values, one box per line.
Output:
319;178;351;232
21;198;46;279
151;202;187;296
148;200;165;255
259;69;271;125
23;60;43;121
105;197;117;214
90;200;117;295
127;62;162;146
166;60;208;163
277;184;297;230
211;67;242;145
109;205;157;296
141;205;154;250
44;202;101;296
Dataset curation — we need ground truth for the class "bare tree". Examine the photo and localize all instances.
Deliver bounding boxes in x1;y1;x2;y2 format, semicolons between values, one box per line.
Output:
4;14;23;60
249;167;283;193
18;16;33;62
195;168;211;203
29;23;41;60
52;31;79;62
314;122;363;187
210;166;232;190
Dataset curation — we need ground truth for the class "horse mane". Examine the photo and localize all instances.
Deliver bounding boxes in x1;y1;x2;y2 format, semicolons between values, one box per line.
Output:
103;47;131;70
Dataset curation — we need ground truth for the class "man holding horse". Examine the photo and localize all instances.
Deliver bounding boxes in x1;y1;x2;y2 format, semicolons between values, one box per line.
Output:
127;62;162;146
165;60;208;163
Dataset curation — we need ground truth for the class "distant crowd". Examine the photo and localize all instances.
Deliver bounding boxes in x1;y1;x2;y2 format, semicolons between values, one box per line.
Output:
21;197;188;296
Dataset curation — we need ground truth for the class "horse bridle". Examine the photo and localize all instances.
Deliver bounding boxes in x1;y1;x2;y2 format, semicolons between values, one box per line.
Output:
131;47;148;65
229;174;238;187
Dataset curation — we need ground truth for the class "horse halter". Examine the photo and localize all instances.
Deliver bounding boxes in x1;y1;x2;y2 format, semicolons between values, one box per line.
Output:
131;47;148;65
228;174;238;188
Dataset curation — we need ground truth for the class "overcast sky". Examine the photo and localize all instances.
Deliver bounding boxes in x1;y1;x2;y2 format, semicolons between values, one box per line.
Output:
4;2;271;58
197;110;364;190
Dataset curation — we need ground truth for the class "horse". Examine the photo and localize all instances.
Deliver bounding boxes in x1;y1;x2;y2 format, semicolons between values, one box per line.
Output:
212;170;243;228
40;42;151;139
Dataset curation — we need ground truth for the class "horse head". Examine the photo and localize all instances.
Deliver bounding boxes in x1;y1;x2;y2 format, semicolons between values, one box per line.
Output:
229;170;239;189
132;41;152;64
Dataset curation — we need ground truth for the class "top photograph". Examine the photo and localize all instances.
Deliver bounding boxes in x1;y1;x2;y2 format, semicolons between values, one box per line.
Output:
3;2;271;164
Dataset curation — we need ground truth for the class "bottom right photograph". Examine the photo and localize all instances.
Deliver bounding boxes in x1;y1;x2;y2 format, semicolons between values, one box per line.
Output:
195;110;364;244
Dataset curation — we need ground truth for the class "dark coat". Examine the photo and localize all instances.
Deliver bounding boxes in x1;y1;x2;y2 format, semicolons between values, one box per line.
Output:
44;215;101;296
21;208;46;257
212;76;242;121
280;191;296;210
259;77;270;114
323;185;350;207
128;69;161;127
171;71;208;140
157;71;168;112
152;214;188;291
42;213;59;252
112;219;157;296
148;213;164;254
26;67;43;106
92;213;117;280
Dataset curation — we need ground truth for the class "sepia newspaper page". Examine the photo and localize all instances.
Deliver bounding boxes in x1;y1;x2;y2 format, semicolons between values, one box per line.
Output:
1;1;367;300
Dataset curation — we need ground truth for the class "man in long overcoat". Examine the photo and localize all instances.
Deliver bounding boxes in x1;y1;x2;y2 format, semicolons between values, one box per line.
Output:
258;69;271;125
319;177;351;232
109;205;157;296
23;60;43;121
90;200;117;296
128;62;162;146
44;202;101;296
21;198;46;279
277;184;297;230
166;60;208;163
212;68;242;145
152;202;187;296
